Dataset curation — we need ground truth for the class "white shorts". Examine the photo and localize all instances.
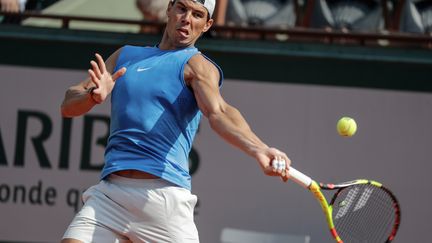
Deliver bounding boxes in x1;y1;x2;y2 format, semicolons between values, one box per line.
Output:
62;174;199;243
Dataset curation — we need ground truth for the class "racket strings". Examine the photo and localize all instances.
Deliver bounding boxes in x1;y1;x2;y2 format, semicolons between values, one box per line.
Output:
335;190;394;241
341;188;395;241
331;184;398;242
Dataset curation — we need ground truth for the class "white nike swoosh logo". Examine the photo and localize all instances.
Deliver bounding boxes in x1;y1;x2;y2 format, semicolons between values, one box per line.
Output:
137;67;152;72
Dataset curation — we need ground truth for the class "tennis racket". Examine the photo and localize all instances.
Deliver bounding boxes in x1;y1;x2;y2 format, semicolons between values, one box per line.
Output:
288;166;401;242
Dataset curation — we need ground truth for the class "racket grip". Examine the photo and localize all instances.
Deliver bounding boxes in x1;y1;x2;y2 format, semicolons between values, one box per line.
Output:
289;167;313;188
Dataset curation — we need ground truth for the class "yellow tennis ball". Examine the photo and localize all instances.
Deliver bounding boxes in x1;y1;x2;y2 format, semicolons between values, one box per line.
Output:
337;117;357;137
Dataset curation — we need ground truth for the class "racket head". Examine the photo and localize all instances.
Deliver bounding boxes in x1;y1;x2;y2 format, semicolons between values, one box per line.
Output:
327;180;401;242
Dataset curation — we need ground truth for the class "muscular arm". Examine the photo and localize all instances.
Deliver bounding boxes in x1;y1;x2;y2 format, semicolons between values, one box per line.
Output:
61;49;126;117
60;79;98;117
186;54;290;180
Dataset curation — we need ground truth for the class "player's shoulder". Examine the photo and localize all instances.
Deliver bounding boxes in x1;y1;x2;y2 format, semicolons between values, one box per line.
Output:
117;45;157;56
121;44;153;50
188;53;219;74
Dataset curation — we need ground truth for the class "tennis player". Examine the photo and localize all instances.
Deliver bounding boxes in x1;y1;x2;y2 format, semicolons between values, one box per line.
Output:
60;0;291;242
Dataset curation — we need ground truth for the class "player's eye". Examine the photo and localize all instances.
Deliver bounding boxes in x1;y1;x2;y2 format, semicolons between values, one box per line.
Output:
177;5;187;13
193;11;204;19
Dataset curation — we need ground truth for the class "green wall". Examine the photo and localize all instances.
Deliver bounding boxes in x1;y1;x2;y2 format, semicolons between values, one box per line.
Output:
1;24;431;92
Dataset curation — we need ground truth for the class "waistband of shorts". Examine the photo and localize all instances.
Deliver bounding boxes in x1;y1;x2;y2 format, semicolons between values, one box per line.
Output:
105;174;177;188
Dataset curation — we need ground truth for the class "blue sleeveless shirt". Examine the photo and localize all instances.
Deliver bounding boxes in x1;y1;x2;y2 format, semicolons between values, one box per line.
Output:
101;45;222;190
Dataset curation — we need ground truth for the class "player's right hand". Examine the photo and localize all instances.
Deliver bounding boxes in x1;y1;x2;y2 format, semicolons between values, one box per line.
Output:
256;147;291;182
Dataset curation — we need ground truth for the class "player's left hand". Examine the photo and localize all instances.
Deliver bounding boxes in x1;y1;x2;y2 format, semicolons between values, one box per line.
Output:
88;53;126;104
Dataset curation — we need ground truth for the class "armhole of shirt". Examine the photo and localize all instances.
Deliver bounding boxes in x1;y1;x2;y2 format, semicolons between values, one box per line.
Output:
201;53;224;89
180;52;224;92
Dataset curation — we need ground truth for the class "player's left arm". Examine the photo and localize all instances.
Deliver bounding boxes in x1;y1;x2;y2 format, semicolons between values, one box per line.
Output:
185;54;290;180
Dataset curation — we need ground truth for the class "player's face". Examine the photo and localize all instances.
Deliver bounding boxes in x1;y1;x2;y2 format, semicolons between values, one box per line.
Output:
165;0;213;48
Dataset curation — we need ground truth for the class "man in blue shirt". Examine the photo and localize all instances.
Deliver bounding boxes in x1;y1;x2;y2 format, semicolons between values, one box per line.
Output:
61;0;291;242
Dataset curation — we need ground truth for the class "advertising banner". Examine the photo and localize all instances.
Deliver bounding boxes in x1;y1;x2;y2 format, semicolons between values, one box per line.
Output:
1;65;431;242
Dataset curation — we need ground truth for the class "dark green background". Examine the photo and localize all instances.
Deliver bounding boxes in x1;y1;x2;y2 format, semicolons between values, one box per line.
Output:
1;24;431;93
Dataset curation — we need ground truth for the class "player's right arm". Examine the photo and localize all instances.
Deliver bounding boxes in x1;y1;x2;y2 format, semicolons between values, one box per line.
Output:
186;54;291;181
61;48;126;117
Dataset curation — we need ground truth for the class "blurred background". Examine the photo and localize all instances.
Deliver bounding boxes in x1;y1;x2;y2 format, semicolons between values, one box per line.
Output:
1;0;432;242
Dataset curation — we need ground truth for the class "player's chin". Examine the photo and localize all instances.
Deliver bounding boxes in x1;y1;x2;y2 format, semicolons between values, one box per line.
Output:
174;35;192;46
173;42;191;50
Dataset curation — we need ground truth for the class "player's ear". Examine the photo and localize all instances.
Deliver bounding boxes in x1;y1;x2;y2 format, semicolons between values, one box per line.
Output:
202;19;213;33
166;0;174;17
